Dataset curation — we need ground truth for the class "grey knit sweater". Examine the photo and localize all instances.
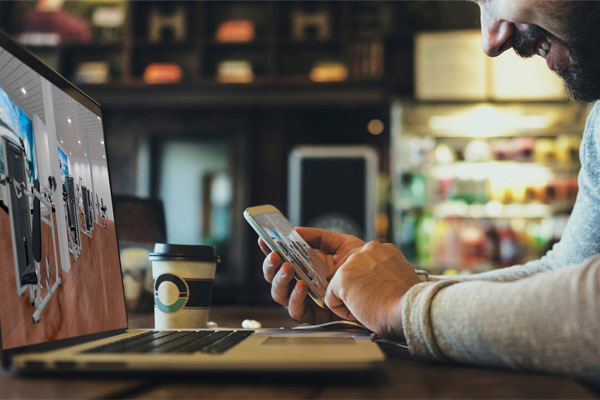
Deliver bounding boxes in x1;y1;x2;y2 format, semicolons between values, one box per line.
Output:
402;101;600;384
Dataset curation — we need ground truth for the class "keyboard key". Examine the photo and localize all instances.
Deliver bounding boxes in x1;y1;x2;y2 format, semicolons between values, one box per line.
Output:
173;331;233;353
84;331;173;353
83;330;254;354
145;331;216;353
123;331;198;353
203;331;255;354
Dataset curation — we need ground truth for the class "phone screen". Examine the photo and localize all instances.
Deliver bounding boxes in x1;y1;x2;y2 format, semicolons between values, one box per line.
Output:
251;211;329;301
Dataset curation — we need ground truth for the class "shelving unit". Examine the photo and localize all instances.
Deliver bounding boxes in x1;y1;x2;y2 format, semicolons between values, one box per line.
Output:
0;1;425;92
0;0;486;303
390;100;589;274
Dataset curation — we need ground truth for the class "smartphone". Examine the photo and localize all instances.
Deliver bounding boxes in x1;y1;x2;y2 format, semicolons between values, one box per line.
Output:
244;204;328;308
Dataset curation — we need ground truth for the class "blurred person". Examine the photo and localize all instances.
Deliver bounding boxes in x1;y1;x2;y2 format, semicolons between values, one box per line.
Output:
259;0;600;383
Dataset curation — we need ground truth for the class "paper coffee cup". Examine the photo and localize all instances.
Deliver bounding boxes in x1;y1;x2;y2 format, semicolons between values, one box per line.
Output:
149;243;220;329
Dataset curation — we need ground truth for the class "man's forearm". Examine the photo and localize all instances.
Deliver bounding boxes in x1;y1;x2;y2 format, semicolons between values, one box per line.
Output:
403;255;600;383
422;257;551;283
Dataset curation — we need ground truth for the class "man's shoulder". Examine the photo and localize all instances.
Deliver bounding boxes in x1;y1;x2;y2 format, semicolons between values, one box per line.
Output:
591;101;600;117
588;101;600;123
582;101;600;169
584;101;600;140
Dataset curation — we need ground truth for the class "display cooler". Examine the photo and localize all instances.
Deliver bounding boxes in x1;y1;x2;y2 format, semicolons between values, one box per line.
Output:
390;100;589;274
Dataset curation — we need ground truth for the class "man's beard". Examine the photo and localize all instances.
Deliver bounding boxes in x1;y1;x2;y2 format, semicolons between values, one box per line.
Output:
511;20;600;102
557;45;600;103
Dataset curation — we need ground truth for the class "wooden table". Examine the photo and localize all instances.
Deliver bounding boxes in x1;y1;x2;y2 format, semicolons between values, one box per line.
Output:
1;306;598;399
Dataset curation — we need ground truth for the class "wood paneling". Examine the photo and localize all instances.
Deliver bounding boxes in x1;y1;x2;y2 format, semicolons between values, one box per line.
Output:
0;208;126;350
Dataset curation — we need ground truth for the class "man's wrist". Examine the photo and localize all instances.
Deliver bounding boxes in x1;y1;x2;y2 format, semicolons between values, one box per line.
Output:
382;293;407;340
415;269;429;282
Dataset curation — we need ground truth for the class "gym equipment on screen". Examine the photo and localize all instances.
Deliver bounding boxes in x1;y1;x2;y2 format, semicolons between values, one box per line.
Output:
0;30;126;350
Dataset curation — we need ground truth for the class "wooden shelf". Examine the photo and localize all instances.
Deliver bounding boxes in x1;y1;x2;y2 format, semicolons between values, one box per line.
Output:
0;1;483;100
0;1;417;93
82;81;389;108
23;42;124;52
277;39;342;48
133;40;194;50
204;40;270;49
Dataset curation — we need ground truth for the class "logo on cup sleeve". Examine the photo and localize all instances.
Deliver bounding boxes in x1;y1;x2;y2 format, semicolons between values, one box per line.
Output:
154;273;214;313
154;273;188;313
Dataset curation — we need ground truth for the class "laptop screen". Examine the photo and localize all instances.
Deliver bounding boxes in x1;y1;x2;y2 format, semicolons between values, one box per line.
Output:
0;31;127;350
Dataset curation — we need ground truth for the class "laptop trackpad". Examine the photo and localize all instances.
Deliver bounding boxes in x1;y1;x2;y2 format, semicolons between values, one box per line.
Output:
262;337;355;345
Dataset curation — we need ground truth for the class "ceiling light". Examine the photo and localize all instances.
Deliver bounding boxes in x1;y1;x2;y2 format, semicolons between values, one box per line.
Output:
67;118;72;124
20;88;27;95
367;119;384;135
102;155;105;159
429;105;551;137
78;140;81;144
60;140;64;144
84;154;87;157
101;140;104;144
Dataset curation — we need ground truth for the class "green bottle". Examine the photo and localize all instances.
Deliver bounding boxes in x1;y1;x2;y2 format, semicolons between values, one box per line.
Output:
415;212;434;268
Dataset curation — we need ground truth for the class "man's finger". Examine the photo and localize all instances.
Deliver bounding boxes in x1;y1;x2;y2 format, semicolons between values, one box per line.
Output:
288;280;312;322
270;263;295;306
258;238;271;255
262;252;282;283
296;227;353;254
324;277;356;321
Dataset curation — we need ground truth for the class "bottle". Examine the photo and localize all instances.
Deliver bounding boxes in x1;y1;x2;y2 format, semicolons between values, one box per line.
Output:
459;222;485;268
498;221;518;267
397;210;416;262
445;217;461;267
410;172;427;207
432;218;449;267
481;219;499;265
415;212;434;268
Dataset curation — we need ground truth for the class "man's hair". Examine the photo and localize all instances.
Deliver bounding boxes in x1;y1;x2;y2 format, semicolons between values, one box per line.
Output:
565;2;600;45
559;1;600;102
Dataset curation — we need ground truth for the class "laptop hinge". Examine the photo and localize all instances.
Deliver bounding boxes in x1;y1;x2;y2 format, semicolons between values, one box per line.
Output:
1;327;128;369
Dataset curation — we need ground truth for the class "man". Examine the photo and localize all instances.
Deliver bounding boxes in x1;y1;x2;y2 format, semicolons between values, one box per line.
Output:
260;0;600;383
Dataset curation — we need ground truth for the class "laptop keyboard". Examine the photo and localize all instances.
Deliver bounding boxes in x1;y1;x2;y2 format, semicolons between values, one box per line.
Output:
83;330;254;354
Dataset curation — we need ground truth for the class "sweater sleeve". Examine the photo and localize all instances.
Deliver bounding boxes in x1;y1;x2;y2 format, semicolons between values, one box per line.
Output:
425;101;600;284
402;254;600;384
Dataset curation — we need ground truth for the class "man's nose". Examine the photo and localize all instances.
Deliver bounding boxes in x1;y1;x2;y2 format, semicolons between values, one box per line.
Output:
481;16;514;57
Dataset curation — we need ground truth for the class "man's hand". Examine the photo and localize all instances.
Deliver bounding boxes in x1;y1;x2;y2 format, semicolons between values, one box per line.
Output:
260;227;364;324
325;241;420;338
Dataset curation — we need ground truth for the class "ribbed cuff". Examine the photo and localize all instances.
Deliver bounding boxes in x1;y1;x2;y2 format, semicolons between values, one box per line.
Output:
402;280;460;362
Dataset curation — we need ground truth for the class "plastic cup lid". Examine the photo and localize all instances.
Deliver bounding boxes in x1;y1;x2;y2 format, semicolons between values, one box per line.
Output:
148;243;220;262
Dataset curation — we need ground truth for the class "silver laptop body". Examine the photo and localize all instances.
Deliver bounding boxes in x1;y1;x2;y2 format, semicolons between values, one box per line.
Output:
0;28;383;373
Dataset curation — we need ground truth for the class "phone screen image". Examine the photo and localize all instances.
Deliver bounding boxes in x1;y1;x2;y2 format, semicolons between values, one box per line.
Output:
252;211;329;301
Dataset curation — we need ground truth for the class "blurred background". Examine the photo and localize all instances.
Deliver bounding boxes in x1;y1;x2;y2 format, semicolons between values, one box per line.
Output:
0;0;588;309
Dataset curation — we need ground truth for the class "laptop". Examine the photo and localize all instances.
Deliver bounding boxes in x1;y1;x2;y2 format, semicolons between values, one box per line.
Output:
0;29;384;373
